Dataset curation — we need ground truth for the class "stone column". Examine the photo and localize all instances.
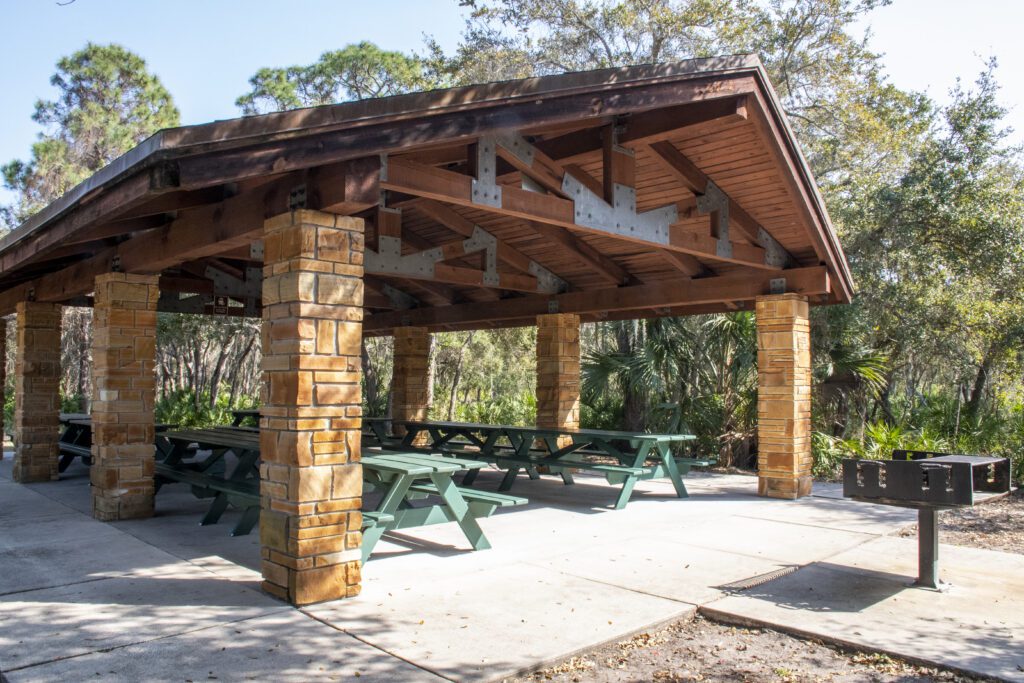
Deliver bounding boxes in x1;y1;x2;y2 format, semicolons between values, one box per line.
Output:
756;294;812;499
12;302;61;483
90;273;160;521
260;209;365;605
0;317;6;459
391;326;430;438
536;313;581;433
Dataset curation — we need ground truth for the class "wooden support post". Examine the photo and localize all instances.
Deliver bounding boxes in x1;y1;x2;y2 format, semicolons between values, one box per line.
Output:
391;327;431;441
260;209;365;606
12;302;61;483
536;313;580;438
91;273;159;521
756;294;812;499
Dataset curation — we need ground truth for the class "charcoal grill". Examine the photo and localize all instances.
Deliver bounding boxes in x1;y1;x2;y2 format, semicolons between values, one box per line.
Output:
842;450;1011;589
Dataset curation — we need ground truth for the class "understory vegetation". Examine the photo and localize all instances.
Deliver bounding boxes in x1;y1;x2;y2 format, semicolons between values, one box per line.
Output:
2;1;1022;483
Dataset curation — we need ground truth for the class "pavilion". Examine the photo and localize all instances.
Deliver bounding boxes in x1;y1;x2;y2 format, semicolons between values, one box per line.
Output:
0;55;853;605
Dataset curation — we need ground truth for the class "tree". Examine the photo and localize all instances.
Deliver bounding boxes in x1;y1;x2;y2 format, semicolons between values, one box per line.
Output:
236;41;438;115
2;43;179;227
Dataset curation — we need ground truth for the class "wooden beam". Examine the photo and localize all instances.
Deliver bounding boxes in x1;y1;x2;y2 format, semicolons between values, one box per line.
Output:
524;222;633;286
646;140;793;266
382;157;777;270
364;266;829;332
0;164;370;315
415;199;569;286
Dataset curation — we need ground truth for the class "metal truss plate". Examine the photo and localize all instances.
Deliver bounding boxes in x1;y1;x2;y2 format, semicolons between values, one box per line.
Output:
365;236;443;277
380;283;418;310
493;132;535;167
562;174;674;244
758;227;789;268
471;137;502;207
205;265;261;299
529;261;568;294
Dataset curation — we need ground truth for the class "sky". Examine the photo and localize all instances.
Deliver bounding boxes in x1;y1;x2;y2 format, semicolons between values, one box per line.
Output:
1;0;1022;207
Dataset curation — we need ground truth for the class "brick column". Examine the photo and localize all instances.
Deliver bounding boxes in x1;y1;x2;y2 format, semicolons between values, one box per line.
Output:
756;294;812;499
90;273;159;520
12;302;61;483
260;209;365;605
536;313;580;433
391;327;430;439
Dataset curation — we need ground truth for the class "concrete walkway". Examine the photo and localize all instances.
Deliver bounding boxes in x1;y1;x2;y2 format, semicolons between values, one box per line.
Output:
0;453;1020;681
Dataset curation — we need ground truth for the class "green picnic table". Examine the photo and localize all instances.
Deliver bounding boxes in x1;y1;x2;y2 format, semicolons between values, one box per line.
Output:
58;415;175;472
397;420;711;509
361;450;526;561
153;427;527;560
230;409;260;427
155;428;263;536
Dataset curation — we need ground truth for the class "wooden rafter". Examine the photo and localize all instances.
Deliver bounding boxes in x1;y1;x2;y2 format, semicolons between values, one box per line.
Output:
365;266;829;333
646;140;792;266
381;144;779;270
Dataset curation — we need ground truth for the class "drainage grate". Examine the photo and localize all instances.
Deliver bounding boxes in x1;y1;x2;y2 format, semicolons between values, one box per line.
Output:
717;565;800;592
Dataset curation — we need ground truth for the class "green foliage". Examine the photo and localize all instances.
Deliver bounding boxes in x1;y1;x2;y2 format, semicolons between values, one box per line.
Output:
155;389;258;429
237;41;438;114
2;43;179;227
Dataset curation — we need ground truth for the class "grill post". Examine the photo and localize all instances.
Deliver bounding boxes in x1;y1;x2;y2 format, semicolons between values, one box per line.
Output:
916;508;939;589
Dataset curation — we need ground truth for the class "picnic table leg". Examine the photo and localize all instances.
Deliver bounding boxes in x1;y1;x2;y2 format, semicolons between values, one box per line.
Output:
526;465;541;480
461;468;480;487
498;466;521;491
58;453;75;473
361;475;415;563
612;475;639;510
430;472;490;551
232;505;261;537
200;493;230;526
658;444;689;498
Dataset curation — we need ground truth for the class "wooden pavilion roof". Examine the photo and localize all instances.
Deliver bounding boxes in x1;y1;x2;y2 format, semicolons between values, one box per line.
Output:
0;54;852;334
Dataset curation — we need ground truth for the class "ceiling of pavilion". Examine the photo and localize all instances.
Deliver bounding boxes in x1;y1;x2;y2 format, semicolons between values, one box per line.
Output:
0;55;852;334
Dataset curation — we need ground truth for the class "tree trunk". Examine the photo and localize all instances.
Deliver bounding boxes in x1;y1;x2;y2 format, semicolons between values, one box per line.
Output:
965;342;999;424
447;332;475;420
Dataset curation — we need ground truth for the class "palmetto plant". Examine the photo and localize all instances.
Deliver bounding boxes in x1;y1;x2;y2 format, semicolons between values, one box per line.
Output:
582;313;758;466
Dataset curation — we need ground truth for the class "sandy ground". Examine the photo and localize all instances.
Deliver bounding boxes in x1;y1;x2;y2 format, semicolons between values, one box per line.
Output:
898;487;1024;555
508;615;991;683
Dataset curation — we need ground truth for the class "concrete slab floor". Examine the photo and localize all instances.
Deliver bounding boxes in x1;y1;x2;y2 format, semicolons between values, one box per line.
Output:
1;453;1018;682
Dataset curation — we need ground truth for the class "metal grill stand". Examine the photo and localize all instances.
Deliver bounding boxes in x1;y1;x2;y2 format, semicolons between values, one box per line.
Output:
843;451;1010;590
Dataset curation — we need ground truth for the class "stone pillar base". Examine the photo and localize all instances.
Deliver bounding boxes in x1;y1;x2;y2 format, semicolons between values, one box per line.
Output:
756;294;812;500
12;302;61;483
90;273;159;521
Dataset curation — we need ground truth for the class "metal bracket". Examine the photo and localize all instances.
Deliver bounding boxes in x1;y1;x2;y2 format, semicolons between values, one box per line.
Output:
769;278;786;295
205;265;262;299
249;241;264;261
288;185;307;210
758;227;789;268
696;181;731;260
529;261;568;293
471;137;502;208
26;287;35;302
380;283;418;310
493;132;535;167
378;154;389;183
562;174;675;244
547;299;559;314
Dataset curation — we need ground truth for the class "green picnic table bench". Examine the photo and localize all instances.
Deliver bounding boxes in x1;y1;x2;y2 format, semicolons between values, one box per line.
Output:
397;420;713;510
58;415;175;472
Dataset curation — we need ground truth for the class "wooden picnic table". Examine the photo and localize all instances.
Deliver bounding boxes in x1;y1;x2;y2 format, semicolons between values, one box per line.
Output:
361;450;525;562
153;427;527;559
57;415;174;472
396;420;709;509
155;428;262;536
